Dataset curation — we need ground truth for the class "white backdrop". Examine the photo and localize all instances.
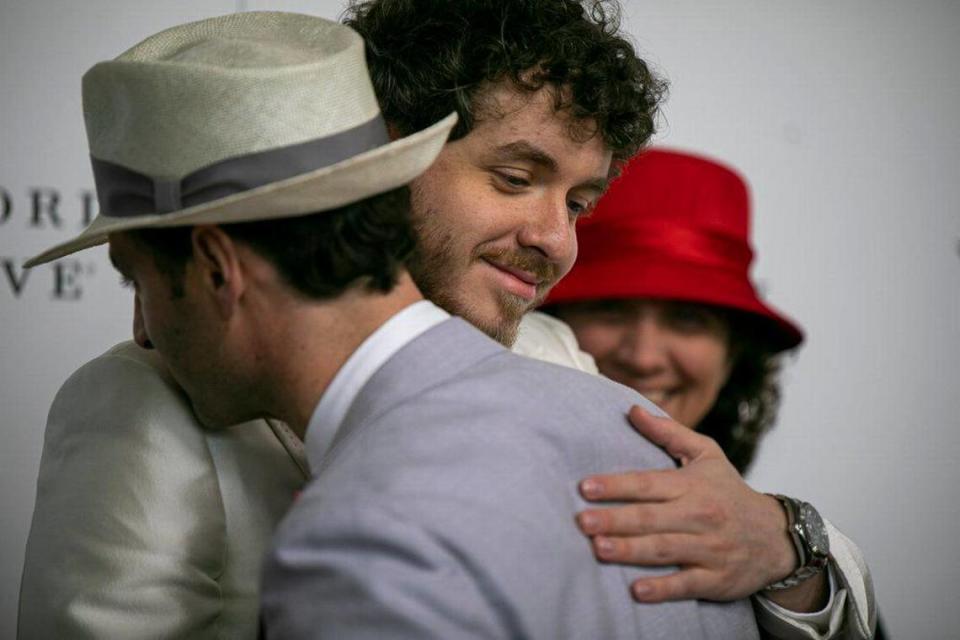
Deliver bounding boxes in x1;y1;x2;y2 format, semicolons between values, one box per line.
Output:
2;1;958;638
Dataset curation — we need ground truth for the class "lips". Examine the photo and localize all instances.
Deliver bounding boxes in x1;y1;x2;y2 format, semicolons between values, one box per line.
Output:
491;259;540;286
482;257;542;301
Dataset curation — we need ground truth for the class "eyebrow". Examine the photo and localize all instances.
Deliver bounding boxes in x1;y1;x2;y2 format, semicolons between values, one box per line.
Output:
492;141;559;172
492;140;609;193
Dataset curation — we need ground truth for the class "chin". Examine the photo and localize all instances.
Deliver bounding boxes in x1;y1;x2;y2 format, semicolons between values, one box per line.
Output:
191;401;249;430
484;318;521;347
467;304;523;347
429;290;517;346
491;295;533;346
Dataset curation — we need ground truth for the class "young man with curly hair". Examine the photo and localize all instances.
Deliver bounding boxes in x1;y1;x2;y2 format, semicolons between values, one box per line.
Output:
346;0;661;346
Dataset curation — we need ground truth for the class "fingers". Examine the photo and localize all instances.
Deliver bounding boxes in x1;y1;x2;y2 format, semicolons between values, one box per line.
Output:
578;504;657;537
577;497;721;537
590;533;708;567
585;529;756;602
628;405;718;465
630;568;716;603
579;468;684;503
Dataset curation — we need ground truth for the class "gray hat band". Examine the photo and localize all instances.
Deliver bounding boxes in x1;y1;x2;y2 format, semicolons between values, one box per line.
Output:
93;114;391;218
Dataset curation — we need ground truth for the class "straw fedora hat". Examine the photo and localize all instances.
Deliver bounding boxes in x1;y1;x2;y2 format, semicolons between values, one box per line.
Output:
26;11;457;267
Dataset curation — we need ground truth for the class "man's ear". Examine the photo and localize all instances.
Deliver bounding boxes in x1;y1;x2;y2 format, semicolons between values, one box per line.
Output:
190;225;245;320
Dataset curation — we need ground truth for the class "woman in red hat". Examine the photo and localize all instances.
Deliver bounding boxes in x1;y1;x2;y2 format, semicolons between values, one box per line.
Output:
542;148;878;639
545;148;802;472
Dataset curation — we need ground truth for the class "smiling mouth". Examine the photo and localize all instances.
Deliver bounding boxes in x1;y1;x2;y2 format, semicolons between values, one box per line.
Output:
481;258;542;301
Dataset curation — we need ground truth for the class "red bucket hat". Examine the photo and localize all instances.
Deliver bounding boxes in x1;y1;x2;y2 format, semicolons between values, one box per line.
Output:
545;148;803;352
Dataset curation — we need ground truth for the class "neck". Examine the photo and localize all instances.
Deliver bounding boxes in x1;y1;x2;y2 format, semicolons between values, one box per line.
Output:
255;272;423;438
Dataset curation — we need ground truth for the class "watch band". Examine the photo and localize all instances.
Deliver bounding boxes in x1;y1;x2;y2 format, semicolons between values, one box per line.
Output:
764;563;824;592
763;494;830;592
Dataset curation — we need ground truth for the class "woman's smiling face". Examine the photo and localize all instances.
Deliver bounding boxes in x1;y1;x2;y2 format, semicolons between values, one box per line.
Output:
559;299;733;428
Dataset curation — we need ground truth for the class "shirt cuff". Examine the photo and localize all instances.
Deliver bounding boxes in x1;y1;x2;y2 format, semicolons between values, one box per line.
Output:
753;564;847;639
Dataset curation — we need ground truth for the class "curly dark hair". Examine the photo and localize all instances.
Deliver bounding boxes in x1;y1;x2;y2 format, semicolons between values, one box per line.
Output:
343;0;667;159
698;310;791;474
129;186;414;300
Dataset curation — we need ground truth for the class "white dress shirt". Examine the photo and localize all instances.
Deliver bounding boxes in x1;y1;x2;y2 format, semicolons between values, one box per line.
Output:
305;300;449;469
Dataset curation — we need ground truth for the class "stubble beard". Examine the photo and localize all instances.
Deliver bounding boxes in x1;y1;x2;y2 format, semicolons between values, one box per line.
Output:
407;211;549;347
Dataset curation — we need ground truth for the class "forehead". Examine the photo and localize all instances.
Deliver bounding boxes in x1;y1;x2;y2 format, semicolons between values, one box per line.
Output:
467;82;611;169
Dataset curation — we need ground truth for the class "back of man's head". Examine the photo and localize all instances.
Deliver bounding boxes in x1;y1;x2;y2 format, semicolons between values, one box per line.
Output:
27;11;458;300
344;0;666;159
132;186;413;301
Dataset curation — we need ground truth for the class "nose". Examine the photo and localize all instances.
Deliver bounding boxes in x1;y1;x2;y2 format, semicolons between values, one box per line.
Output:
615;316;668;376
515;194;577;270
132;293;154;350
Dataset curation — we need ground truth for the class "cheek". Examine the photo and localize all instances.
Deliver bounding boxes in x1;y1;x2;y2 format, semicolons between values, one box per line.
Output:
664;341;729;427
140;299;169;345
134;292;167;352
683;340;732;399
132;295;148;346
411;186;469;246
410;159;468;221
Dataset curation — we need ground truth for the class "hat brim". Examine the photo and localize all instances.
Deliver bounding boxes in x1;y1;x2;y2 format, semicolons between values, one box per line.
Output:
26;112;458;267
545;257;804;352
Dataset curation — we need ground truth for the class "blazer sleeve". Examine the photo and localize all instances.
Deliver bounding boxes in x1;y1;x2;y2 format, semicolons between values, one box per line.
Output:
752;518;876;640
18;345;226;640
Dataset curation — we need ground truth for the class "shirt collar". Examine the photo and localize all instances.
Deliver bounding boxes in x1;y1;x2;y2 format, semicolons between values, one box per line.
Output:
304;299;449;471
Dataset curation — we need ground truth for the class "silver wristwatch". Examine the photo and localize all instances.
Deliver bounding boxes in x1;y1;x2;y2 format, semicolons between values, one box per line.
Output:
763;494;831;591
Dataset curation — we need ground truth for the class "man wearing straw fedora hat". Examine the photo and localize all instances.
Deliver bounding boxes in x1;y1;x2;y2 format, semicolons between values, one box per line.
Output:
20;10;760;640
19;2;872;639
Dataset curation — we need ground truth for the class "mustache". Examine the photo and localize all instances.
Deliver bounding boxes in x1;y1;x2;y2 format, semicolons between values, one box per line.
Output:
477;247;562;288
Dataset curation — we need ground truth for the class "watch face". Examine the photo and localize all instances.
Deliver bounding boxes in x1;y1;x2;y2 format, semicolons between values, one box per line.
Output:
798;503;830;556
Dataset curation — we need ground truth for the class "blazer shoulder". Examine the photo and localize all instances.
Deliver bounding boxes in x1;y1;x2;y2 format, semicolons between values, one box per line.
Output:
22;342;229;638
39;338;224;499
471;348;663;422
49;341;197;440
79;340;179;390
326;349;672;509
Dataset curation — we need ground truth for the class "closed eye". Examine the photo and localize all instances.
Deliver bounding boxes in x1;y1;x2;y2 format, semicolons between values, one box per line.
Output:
491;169;532;192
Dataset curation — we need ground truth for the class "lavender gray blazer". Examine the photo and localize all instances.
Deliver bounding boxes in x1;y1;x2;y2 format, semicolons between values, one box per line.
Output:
262;318;759;640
